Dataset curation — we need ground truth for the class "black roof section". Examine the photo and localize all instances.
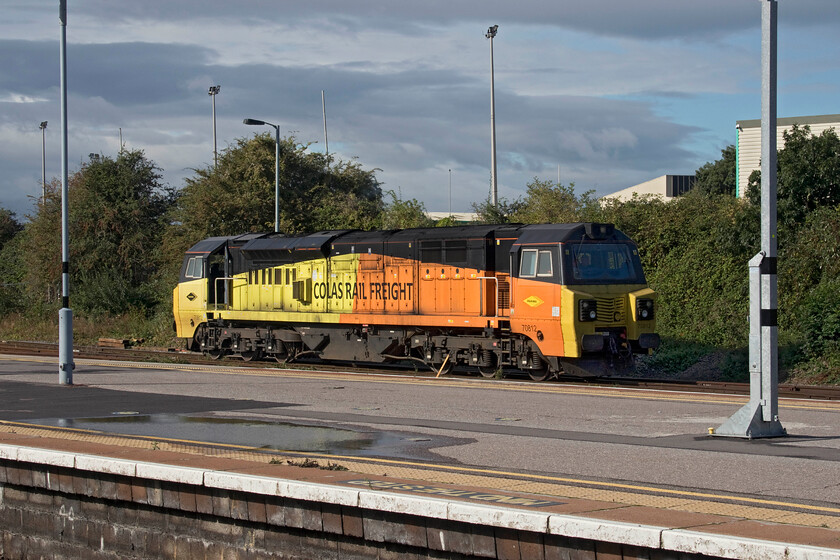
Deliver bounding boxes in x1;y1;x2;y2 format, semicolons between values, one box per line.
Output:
512;223;628;247
241;230;353;260
192;223;631;263
185;233;267;256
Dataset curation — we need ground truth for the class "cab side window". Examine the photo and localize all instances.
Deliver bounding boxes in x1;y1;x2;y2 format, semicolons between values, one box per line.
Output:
536;250;553;276
185;257;204;279
520;249;537;277
520;249;553;278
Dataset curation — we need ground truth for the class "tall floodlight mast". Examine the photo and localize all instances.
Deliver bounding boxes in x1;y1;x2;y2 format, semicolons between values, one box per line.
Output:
209;85;220;167
715;0;786;439
39;121;48;201
486;25;499;208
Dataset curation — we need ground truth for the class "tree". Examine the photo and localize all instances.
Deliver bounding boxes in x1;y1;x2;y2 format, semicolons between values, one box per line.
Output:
747;125;840;229
7;181;63;309
511;179;599;224
171;134;382;244
9;151;175;314
379;190;434;229
0;208;22;251
694;145;736;197
471;196;525;224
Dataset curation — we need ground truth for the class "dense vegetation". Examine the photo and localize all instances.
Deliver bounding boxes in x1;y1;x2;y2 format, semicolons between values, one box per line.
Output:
1;126;838;383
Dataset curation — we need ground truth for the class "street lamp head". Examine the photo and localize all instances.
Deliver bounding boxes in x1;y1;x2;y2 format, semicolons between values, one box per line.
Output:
40;121;48;130
486;25;498;39
243;118;267;126
208;85;220;95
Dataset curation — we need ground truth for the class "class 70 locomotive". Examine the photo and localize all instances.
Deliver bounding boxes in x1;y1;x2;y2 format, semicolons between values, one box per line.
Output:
173;223;660;379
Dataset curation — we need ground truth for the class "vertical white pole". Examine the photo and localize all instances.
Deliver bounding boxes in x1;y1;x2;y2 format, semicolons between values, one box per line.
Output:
714;0;784;438
58;0;74;385
760;0;780;425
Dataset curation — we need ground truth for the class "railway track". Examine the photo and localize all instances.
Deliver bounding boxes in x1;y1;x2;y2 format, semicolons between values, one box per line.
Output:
2;339;838;401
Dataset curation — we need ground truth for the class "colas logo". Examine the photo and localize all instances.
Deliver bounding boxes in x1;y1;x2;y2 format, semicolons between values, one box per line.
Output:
523;295;544;307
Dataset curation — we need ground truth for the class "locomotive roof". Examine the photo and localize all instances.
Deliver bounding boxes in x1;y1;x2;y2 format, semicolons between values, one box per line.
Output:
514;223;629;246
189;223;628;260
185;233;264;255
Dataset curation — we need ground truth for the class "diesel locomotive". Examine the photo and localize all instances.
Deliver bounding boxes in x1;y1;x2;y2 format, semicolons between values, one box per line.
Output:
173;223;660;379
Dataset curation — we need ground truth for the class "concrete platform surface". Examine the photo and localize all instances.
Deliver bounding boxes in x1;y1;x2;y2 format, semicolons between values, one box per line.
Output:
1;355;840;558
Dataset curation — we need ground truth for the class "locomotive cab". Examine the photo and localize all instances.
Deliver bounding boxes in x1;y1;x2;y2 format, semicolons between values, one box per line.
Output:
173;237;232;341
510;223;659;376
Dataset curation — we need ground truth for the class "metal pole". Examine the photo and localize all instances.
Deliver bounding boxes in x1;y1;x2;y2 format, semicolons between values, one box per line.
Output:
322;90;329;159
714;0;784;439
759;0;781;427
40;121;48;201
486;25;499;208
449;169;452;217
58;0;74;385
274;125;279;233
212;94;217;167
209;85;220;168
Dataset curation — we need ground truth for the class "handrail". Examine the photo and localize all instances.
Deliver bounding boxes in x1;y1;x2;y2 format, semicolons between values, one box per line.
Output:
213;276;246;311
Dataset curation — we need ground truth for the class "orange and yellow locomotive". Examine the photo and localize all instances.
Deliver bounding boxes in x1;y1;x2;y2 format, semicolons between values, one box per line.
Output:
173;223;659;379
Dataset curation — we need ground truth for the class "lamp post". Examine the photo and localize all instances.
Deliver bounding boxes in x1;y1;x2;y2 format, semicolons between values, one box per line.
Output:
243;118;280;232
208;85;220;168
39;121;47;201
486;24;499;208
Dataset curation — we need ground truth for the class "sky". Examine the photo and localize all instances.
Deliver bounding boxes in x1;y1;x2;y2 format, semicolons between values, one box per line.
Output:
1;1;838;221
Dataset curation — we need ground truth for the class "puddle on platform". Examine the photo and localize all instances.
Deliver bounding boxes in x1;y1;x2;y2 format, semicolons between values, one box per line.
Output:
35;414;410;457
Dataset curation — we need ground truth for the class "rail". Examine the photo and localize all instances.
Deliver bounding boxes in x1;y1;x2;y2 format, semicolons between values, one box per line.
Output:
2;340;839;401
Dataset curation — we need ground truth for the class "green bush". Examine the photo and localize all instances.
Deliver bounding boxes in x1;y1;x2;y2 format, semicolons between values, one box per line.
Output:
798;279;840;360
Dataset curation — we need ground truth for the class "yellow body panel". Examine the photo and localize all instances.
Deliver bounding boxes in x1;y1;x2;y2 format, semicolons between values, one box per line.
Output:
556;284;654;358
173;279;208;338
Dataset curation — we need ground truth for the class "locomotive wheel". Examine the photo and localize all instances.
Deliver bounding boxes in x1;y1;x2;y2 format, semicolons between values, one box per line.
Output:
527;364;551;381
241;350;260;362
432;358;454;376
208;348;226;360
477;352;498;378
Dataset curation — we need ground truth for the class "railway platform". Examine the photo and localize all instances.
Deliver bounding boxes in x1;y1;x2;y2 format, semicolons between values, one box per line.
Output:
1;355;839;558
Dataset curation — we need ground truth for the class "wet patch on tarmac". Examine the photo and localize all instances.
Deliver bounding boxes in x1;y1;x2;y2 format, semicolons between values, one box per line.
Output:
25;412;474;462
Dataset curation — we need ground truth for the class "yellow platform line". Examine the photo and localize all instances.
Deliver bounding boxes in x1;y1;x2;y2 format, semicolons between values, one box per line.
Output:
2;420;839;531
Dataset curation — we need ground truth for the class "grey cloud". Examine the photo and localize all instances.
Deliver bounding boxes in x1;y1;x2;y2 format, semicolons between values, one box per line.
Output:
0;40;213;106
69;0;840;39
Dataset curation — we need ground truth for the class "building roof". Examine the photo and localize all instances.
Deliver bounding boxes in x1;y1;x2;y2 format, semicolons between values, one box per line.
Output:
737;113;840;129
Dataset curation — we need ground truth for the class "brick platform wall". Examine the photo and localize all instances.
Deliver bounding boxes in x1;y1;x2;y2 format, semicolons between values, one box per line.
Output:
0;458;710;560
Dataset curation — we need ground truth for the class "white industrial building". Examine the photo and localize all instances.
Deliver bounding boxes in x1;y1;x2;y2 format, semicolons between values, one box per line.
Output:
600;175;696;203
735;113;840;197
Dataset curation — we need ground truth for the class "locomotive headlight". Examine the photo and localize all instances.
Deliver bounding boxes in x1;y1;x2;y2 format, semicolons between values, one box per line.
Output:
579;299;597;322
637;299;654;320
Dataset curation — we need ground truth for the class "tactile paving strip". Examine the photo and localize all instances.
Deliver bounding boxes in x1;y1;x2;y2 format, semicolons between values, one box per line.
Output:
2;421;840;530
